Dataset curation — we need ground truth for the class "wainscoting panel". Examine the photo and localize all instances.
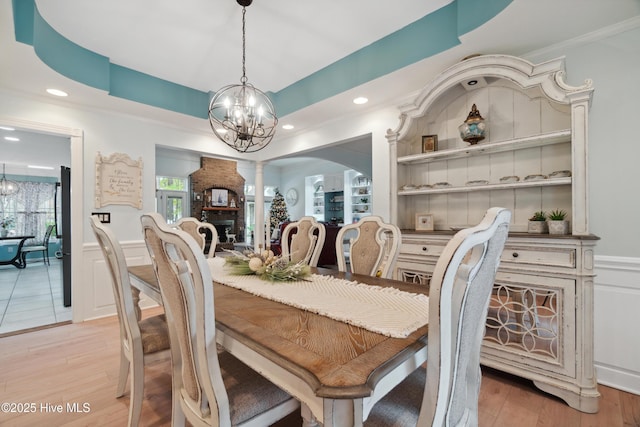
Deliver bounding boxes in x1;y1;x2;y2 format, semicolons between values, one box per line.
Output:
594;255;640;395
82;241;157;321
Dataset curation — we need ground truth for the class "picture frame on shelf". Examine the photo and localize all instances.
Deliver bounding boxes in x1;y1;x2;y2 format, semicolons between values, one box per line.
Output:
210;188;228;207
421;135;438;153
415;213;434;231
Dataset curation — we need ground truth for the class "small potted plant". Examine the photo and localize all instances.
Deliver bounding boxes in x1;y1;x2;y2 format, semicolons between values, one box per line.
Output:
548;209;570;235
0;217;14;237
528;211;548;234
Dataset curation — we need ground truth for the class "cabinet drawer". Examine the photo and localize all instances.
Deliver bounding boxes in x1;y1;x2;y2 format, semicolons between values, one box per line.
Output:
501;246;575;268
401;241;445;258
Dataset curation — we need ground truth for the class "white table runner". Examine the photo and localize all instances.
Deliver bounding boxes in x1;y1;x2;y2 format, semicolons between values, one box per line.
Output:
208;258;428;338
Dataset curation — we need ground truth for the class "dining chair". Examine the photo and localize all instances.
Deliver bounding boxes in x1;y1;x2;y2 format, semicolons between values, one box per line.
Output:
89;215;170;427
175;217;219;258
140;212;301;426
336;215;401;278
20;223;55;266
364;207;511;427
281;216;326;267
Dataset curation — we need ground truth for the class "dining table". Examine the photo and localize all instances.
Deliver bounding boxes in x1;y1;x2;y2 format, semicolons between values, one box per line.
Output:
128;262;430;427
0;235;35;269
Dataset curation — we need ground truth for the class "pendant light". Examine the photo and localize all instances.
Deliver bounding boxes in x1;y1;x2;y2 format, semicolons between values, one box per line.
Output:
0;164;18;196
208;0;277;153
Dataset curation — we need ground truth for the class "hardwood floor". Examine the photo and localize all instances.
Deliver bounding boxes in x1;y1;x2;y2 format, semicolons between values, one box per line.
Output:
0;308;638;426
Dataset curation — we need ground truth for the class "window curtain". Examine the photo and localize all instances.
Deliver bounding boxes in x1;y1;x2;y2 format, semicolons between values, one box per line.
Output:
13;181;56;244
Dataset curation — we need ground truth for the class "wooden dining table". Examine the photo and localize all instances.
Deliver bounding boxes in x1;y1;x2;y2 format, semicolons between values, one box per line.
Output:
128;263;429;427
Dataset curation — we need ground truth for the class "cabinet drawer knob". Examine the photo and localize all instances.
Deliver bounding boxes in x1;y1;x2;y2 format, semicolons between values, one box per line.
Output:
512;252;519;258
422;246;428;252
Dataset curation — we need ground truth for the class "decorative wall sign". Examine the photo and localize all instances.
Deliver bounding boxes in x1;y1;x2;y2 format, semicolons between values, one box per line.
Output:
95;152;143;209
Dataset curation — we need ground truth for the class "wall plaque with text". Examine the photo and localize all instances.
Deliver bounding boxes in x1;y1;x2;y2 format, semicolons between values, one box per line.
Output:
95;152;143;209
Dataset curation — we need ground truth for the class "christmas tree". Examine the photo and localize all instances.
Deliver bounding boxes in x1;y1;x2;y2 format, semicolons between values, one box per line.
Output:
269;188;290;233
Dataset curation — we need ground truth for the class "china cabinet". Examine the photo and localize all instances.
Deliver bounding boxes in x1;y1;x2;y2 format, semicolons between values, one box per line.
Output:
387;55;599;412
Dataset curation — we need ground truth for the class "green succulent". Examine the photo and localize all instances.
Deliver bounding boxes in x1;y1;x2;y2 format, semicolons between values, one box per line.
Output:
548;209;567;221
529;211;546;221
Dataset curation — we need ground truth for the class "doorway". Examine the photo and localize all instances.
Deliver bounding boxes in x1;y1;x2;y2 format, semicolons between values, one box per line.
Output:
156;190;189;224
0;120;82;335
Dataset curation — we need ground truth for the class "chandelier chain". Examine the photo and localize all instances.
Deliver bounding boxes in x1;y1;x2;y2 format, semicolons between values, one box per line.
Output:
241;6;247;84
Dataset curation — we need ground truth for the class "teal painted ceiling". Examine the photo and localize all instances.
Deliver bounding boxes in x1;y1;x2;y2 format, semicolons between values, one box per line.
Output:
12;0;511;119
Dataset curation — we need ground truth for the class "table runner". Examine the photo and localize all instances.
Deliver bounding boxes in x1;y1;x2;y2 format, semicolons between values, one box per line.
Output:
207;258;428;338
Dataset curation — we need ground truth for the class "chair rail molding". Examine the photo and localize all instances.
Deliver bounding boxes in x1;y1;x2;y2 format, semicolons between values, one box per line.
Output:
593;255;640;394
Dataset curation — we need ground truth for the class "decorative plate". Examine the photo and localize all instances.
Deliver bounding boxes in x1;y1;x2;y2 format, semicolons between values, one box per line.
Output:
401;184;417;190
549;170;572;178
499;175;520;183
524;174;548;181
432;182;451;188
466;180;489;186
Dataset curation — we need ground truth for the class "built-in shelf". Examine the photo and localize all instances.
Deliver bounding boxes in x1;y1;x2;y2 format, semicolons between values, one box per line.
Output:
398;177;571;195
398;129;571;165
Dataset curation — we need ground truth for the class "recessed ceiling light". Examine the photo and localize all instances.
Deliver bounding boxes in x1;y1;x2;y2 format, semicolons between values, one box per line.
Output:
282;124;294;130
46;88;68;97
4;136;20;142
0;126;15;131
353;97;368;105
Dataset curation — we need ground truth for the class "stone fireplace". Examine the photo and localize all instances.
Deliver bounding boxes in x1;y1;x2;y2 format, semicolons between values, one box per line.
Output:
189;157;245;250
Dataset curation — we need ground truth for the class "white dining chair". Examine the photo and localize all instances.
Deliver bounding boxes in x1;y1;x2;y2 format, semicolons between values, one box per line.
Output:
140;212;300;426
89;215;170;427
281;216;326;267
336;215;401;278
364;207;511;426
175;217;218;258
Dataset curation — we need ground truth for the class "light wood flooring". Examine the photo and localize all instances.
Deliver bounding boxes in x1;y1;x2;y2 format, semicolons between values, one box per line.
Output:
0;308;638;426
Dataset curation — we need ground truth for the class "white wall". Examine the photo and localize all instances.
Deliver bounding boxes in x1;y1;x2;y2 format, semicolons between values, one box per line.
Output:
526;20;640;258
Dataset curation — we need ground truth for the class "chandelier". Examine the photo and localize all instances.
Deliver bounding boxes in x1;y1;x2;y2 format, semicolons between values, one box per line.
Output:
208;0;277;153
0;164;18;196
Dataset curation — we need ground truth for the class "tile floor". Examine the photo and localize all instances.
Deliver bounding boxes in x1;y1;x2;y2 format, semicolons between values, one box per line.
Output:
0;258;72;335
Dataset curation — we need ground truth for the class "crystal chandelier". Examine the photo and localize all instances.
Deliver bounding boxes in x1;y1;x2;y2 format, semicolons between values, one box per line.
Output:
208;0;277;153
0;164;18;196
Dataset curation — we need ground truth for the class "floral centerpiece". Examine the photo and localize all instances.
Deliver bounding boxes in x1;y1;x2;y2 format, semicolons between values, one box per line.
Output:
224;249;311;282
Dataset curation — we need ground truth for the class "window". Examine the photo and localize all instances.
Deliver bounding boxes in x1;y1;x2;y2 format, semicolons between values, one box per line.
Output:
1;180;57;242
156;176;188;191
